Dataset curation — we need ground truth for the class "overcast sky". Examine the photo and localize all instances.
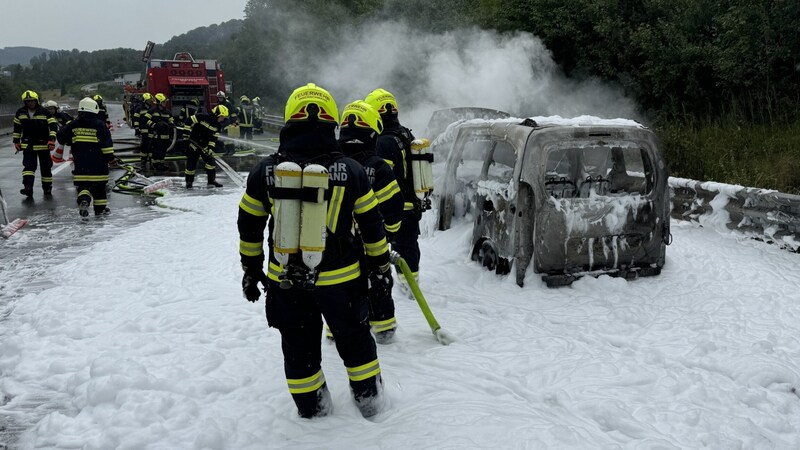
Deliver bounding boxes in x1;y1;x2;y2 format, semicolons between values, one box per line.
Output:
0;0;248;51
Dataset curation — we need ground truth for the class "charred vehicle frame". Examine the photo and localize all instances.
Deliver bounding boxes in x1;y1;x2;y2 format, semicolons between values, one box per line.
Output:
437;118;671;287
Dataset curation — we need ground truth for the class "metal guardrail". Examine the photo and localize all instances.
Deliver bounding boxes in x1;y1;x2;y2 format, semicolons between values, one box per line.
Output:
260;114;283;130
670;177;800;252
0;104;19;115
0;115;13;136
9;106;793;252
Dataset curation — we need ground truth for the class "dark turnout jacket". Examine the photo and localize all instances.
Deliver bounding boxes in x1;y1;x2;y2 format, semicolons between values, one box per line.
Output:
238;122;390;286
13;105;58;150
56;114;115;182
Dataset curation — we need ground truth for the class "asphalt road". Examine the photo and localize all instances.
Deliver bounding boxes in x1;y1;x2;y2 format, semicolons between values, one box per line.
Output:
0;104;278;449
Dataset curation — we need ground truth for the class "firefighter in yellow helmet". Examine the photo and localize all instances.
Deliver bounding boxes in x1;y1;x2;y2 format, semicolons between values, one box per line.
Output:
92;94;111;128
216;91;238;155
13;90;58;197
144;93;174;171
183;105;227;189
338;100;403;344
252;96;264;135
236;95;257;140
365;88;428;287
237;83;391;418
134;93;155;162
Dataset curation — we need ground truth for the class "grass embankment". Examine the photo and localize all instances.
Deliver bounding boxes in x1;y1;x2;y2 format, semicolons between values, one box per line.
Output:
657;121;800;195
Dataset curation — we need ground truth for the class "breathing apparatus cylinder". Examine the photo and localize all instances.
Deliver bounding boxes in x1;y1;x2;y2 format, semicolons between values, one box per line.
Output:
411;138;433;199
273;161;303;265
299;164;329;270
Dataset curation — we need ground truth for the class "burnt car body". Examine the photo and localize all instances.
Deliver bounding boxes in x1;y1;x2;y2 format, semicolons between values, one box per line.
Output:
437;117;670;287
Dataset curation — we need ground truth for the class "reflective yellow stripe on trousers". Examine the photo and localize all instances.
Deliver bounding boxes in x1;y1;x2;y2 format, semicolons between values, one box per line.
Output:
287;370;326;394
346;359;381;382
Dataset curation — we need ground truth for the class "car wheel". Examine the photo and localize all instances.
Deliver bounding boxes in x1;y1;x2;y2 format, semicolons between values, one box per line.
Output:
479;241;498;271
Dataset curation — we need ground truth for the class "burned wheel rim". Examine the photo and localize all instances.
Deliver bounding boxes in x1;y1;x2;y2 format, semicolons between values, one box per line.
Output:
480;241;498;271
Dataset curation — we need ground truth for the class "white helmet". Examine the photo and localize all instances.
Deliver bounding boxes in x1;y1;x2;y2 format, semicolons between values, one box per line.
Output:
216;91;226;98
43;100;58;108
78;97;99;114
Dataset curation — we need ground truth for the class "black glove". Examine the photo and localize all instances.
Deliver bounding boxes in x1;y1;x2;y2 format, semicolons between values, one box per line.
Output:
368;265;394;300
407;198;430;221
242;269;267;302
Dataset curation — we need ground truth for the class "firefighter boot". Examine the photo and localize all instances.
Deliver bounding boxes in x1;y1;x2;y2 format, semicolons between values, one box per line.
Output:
185;174;195;189
353;375;385;418
207;171;223;188
373;328;396;345
296;384;333;419
20;187;33;198
78;197;91;218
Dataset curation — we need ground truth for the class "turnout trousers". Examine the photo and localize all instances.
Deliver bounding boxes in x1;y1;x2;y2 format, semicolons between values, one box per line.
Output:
75;180;108;215
392;215;421;278
139;135;151;164
151;138;171;166
184;144;217;184
21;147;53;191
265;279;382;418
239;124;253;140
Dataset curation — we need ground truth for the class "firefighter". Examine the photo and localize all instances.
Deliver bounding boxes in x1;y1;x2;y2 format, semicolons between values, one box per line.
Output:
175;98;201;155
338;100;403;344
179;97;201;125
135;93;155;161
237;83;391;419
56;97;115;217
365;88;427;287
43;100;73;129
252;96;264;135
92;94;111;128
184;105;227;189
133;93;152;137
45;100;75;163
144;93;174;171
12;90;58;198
237;95;258;140
216;91;237;155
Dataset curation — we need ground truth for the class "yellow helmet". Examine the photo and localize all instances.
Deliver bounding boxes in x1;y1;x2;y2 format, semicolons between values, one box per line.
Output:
142;93;152;101
240;95;250;103
341;100;383;135
21;90;39;102
212;104;229;118
284;83;338;125
154;93;167;104
365;88;398;115
93;94;103;101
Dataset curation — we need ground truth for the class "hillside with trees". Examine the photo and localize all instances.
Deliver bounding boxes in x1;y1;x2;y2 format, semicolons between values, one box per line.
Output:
0;46;50;67
2;1;798;191
218;0;800;192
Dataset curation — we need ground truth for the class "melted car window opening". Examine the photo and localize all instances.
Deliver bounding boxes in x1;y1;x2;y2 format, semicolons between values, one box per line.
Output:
545;144;651;198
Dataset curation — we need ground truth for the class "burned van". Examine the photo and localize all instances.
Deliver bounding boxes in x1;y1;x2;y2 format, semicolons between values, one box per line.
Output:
437;117;670;287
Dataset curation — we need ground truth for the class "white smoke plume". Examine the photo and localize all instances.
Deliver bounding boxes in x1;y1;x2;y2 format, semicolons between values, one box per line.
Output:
267;16;640;135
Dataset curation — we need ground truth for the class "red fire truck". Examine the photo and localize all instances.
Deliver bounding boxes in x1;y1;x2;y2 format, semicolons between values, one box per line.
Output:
124;42;227;116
